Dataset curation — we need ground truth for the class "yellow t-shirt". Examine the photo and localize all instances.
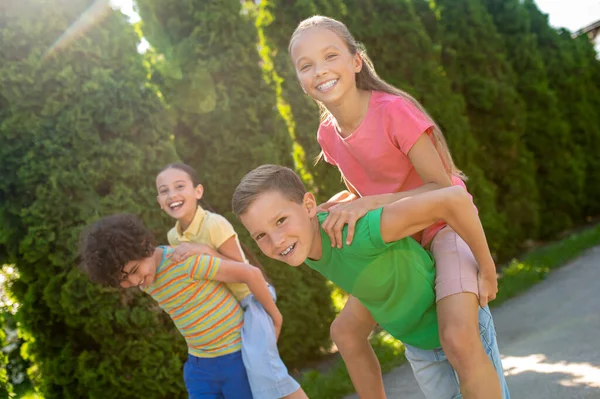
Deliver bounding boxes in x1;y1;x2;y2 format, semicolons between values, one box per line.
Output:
167;206;252;301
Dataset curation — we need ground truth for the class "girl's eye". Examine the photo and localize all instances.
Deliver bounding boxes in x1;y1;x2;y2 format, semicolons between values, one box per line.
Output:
159;190;168;195
176;184;185;189
300;64;311;72
276;217;286;226
255;233;265;241
326;53;337;60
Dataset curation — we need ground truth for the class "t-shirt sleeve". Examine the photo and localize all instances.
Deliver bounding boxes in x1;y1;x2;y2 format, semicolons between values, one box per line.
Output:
187;254;221;281
366;207;392;250
317;121;338;166
206;213;238;248
343;208;392;256
167;227;180;246
385;97;434;156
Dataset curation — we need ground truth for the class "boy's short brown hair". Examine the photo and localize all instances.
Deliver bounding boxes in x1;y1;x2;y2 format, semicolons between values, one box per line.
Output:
232;165;307;217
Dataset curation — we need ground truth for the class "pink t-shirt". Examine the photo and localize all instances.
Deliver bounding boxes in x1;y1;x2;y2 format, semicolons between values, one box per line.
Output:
317;91;471;246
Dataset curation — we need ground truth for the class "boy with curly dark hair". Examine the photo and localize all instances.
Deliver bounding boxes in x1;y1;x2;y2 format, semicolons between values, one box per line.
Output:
79;214;280;399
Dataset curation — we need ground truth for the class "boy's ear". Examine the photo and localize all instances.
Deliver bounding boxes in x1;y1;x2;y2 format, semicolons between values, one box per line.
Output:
195;184;204;200
303;192;317;217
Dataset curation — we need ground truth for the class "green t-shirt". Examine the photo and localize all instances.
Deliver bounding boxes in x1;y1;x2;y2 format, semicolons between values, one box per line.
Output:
305;208;440;349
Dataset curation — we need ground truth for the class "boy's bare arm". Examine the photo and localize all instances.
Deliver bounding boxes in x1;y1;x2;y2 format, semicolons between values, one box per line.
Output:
211;259;283;338
379;186;497;294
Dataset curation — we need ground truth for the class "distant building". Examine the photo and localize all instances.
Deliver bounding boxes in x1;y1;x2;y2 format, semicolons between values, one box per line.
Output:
574;19;600;56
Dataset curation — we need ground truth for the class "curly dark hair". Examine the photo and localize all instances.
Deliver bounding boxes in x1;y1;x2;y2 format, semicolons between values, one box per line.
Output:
79;214;156;288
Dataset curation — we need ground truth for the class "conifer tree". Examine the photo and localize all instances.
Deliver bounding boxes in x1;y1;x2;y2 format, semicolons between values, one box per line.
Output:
483;0;585;236
0;1;189;397
525;0;600;216
429;0;541;255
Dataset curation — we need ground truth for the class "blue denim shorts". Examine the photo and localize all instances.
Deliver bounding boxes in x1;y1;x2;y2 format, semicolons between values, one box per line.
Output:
240;285;301;399
404;306;510;399
183;350;252;399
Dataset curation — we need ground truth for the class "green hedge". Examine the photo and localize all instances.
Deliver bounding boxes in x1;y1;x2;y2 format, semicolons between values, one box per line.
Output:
0;311;11;399
483;0;585;237
0;1;186;397
429;0;541;258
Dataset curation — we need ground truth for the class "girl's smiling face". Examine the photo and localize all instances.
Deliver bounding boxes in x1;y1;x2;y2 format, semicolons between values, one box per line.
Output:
290;27;362;106
156;168;203;227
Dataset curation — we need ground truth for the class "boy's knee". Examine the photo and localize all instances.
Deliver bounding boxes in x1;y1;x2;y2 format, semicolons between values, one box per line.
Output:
330;317;368;349
330;317;349;344
440;322;483;366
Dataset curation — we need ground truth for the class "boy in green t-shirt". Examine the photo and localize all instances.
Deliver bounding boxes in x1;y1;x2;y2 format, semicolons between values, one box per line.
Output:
232;165;509;399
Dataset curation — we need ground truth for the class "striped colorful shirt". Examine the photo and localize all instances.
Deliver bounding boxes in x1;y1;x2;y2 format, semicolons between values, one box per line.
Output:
142;246;243;358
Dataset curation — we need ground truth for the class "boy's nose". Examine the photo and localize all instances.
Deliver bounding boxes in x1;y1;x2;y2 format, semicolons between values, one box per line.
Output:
129;275;142;286
272;232;286;247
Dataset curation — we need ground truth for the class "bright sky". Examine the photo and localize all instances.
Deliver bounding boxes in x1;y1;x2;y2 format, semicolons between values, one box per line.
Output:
535;0;600;31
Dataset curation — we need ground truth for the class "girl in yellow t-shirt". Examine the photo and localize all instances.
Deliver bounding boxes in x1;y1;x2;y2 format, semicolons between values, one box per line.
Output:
156;163;306;399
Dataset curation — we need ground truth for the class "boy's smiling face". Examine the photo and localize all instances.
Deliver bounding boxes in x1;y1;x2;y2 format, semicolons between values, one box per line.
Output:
240;190;322;266
120;252;159;290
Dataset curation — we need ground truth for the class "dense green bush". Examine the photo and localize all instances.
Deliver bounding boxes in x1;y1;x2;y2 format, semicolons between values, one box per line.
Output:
525;0;600;216
0;1;188;397
428;0;540;257
0;311;11;399
483;0;585;237
135;0;335;366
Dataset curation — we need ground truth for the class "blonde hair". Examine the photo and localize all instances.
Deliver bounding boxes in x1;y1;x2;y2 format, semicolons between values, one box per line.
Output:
289;16;466;181
232;165;307;217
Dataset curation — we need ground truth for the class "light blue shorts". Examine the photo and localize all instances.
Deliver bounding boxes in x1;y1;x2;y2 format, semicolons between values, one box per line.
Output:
404;306;510;399
240;285;301;399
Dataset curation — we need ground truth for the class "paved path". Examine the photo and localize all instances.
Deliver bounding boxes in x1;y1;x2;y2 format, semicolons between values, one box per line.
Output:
346;246;600;398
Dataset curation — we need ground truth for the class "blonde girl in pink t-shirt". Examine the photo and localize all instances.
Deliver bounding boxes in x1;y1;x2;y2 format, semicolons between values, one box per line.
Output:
289;16;500;399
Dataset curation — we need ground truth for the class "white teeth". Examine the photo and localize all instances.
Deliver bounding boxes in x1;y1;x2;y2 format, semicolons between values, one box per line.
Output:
169;201;183;209
280;244;295;256
318;79;337;91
